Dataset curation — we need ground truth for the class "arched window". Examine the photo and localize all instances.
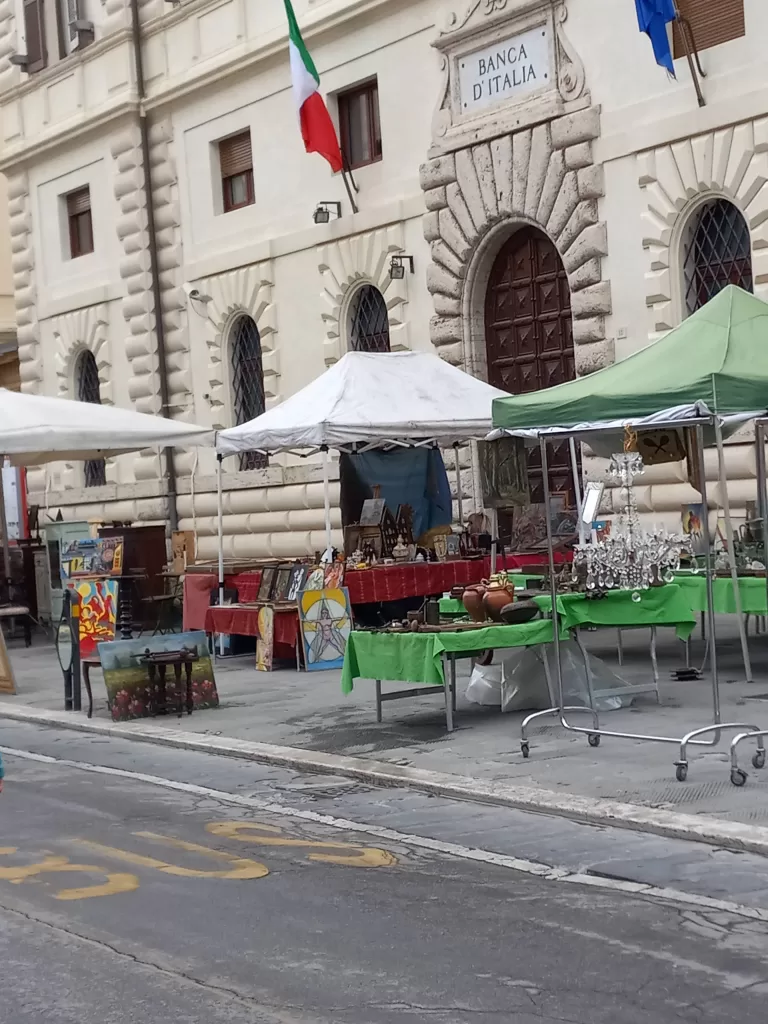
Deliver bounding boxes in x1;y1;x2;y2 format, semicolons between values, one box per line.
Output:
75;349;106;488
682;198;753;315
230;314;267;471
348;285;390;352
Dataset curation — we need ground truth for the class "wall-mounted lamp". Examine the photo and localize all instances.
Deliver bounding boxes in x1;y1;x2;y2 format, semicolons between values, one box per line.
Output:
389;255;414;280
9;54;29;67
313;201;342;224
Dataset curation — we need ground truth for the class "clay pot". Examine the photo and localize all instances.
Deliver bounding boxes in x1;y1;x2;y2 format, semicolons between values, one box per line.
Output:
483;577;516;622
462;583;487;622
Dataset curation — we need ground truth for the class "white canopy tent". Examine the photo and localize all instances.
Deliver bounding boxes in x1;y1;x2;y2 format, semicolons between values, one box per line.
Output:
214;351;509;599
216;351;509;455
0;388;214;580
0;388;214;466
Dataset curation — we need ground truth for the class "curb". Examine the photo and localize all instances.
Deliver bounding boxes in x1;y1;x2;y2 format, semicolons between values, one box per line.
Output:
3;703;768;857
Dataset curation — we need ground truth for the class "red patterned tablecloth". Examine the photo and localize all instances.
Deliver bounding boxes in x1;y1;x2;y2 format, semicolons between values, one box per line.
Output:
344;553;568;604
204;604;299;650
184;552;569;625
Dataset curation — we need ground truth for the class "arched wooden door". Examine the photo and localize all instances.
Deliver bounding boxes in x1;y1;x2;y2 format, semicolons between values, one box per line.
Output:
484;226;577;522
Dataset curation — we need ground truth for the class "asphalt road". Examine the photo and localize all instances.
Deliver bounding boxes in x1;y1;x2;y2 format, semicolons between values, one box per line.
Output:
2;723;768;1023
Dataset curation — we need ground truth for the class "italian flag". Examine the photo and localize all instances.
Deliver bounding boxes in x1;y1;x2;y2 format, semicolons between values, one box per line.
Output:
284;0;343;173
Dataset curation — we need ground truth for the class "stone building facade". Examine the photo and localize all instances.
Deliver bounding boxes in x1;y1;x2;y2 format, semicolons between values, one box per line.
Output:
0;0;763;554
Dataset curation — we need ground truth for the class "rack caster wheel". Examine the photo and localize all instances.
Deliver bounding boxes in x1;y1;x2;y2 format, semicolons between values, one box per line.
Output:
587;733;600;748
752;750;766;770
521;742;530;759
731;768;748;787
675;764;688;782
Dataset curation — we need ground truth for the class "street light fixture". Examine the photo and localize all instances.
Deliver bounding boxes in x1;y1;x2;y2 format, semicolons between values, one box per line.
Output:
389;255;414;280
313;202;342;224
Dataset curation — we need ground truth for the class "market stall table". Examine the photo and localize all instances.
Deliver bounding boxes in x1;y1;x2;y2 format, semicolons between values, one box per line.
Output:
203;603;300;666
342;619;556;731
342;584;697;731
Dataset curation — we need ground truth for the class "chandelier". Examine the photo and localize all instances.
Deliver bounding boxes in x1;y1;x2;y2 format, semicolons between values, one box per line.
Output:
573;452;687;597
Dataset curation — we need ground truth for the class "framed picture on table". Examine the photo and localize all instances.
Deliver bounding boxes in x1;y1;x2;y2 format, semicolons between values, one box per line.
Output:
272;564;293;603
286;564;309;602
257;566;276;602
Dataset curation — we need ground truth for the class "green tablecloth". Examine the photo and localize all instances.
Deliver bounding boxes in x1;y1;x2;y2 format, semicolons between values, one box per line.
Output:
532;585;697;641
342;583;697;693
674;573;768;615
341;619;555;693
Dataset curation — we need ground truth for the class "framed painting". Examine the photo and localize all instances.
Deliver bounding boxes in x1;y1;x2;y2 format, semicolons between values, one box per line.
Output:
98;630;219;722
257;566;276;602
299;588;352;672
272;565;293;603
303;566;325;592
286;564;308;602
324;561;345;589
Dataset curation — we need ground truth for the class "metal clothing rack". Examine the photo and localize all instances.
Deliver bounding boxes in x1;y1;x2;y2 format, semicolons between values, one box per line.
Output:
521;419;765;782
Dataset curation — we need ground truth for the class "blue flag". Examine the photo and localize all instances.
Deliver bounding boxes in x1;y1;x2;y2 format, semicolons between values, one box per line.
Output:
635;0;677;76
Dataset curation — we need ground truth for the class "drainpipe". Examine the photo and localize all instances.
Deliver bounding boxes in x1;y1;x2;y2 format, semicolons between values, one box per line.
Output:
129;0;179;532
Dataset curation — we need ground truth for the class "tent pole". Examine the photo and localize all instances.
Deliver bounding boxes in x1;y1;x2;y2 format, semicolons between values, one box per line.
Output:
757;421;768;624
453;443;463;527
714;419;752;683
216;455;225;657
569;438;585;546
0;461;11;584
322;446;333;560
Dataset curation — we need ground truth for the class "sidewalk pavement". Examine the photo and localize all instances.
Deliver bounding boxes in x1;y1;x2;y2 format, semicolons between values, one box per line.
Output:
4;617;768;851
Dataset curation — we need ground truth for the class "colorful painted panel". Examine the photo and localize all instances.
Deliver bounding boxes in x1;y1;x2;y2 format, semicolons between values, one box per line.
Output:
298;588;352;672
255;605;274;672
60;536;124;579
69;578;119;659
98;630;219;722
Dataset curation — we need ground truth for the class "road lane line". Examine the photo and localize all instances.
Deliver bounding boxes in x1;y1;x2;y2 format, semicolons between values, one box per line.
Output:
4;743;768;923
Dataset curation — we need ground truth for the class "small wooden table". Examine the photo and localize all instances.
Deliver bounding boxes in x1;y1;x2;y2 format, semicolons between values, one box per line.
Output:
141;648;199;717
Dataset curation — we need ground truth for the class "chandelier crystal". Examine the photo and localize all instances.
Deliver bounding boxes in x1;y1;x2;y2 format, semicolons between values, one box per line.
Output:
573;452;688;596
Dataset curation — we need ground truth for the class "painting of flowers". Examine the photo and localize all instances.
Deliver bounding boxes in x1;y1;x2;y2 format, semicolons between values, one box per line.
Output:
97;630;219;722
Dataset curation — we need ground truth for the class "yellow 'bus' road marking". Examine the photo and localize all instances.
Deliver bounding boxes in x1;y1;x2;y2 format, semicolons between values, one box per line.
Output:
76;836;269;880
0;850;139;900
205;821;397;867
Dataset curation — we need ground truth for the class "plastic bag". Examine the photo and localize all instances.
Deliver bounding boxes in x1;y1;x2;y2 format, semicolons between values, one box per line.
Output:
465;663;502;707
501;641;631;714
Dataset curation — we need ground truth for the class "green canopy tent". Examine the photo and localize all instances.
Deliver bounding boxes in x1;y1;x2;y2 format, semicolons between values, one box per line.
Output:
489;285;768;775
492;286;768;432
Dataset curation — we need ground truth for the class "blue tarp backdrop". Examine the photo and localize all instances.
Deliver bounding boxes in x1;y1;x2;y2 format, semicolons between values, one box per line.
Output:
347;448;452;540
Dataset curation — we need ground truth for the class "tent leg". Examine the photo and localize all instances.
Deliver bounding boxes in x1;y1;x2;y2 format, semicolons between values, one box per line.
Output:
0;461;11;584
756;422;768;629
715;419;752;684
569;438;586;546
322;446;333;561
216;455;225;658
453;443;463;528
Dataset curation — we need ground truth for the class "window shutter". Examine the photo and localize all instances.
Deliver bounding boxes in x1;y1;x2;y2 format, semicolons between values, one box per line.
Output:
673;0;745;57
219;132;253;178
23;0;47;73
67;187;91;216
